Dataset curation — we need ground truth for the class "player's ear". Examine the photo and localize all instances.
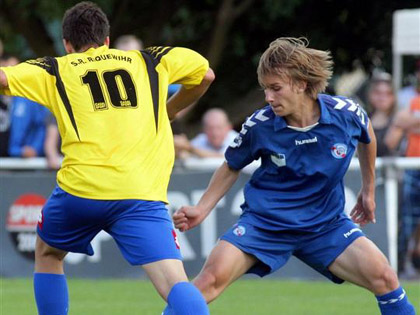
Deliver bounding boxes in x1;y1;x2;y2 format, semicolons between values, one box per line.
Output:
295;80;307;94
104;37;110;47
63;39;75;54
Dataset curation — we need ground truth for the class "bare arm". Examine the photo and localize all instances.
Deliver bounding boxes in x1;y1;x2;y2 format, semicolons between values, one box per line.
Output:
44;124;61;170
0;69;8;90
350;121;377;226
393;109;420;131
384;124;405;151
173;161;240;231
173;134;224;158
167;68;215;121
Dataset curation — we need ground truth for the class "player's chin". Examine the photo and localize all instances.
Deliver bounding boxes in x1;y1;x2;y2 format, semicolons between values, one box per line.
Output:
271;106;285;116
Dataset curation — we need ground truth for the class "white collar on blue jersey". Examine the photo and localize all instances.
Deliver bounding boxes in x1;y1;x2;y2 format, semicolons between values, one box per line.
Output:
273;94;332;131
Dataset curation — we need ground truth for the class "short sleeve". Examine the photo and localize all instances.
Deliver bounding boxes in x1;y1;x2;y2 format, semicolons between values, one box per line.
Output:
351;101;370;144
159;47;209;88
1;58;52;107
225;116;257;170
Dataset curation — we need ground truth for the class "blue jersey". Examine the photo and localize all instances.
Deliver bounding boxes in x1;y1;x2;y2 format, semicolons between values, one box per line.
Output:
8;97;48;157
225;94;370;232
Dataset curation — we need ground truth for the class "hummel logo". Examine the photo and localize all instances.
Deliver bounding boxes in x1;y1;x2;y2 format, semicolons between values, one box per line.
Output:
295;136;317;146
343;228;362;238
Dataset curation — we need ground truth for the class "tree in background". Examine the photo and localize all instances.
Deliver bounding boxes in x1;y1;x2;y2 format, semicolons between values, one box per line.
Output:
1;0;419;131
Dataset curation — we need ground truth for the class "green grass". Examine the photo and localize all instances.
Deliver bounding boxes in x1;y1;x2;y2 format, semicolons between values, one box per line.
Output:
1;278;419;314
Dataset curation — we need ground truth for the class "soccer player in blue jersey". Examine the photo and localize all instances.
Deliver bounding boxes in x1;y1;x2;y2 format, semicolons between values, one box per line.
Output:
0;2;213;315
169;38;416;314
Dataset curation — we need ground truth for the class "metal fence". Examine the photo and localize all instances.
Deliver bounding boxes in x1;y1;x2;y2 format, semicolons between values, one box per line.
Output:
1;157;419;278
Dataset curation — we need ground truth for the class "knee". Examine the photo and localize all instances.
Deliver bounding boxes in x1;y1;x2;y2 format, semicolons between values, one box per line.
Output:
35;237;66;272
368;264;399;295
194;266;228;302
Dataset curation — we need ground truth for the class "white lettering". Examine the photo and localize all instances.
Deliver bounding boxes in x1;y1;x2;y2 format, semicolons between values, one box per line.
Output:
295;136;318;146
343;228;362;238
9;205;43;224
17;232;37;251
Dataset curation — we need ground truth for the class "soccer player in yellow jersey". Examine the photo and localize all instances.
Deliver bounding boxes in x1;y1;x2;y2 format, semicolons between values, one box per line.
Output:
0;2;214;315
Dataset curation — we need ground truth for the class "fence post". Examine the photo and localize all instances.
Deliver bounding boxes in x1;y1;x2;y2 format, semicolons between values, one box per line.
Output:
385;162;399;271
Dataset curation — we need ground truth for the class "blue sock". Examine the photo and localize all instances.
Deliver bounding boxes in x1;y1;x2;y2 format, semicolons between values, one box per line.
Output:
376;286;416;315
34;273;69;315
166;282;209;315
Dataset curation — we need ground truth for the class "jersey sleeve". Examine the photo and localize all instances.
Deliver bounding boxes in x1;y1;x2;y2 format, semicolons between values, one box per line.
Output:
329;95;370;144
158;47;209;88
1;58;53;108
350;100;370;144
225;115;257;170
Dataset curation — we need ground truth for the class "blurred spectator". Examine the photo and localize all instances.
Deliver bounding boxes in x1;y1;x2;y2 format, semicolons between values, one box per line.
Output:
385;96;420;276
174;108;238;158
397;60;420;109
0;94;11;156
113;35;143;51
8;96;49;158
0;54;20;156
366;73;397;156
44;112;62;169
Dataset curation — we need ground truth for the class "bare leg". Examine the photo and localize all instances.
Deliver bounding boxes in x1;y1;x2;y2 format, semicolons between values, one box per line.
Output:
144;259;209;314
34;236;69;315
328;236;399;295
193;240;258;303
35;235;67;274
142;259;189;300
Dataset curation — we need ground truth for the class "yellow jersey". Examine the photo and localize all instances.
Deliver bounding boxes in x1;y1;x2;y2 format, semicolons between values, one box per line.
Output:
1;45;209;201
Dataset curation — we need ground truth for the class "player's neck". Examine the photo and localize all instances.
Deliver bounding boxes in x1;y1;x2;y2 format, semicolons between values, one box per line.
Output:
285;98;320;128
76;44;102;53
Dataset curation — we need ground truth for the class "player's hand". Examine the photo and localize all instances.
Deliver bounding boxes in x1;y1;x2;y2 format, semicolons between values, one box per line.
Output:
173;206;204;232
22;146;37;158
350;191;376;226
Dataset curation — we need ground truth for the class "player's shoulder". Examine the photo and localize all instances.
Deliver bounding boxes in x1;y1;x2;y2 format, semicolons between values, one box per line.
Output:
24;56;57;75
319;93;368;125
140;46;175;64
240;105;275;134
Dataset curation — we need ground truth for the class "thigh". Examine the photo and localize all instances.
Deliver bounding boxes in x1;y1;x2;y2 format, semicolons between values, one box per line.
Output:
328;236;398;294
106;205;182;266
142;259;188;300
220;222;295;277
37;186;105;255
295;215;364;283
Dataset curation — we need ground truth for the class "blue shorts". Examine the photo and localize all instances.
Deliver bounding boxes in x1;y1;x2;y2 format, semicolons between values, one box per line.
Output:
37;186;182;265
220;215;364;283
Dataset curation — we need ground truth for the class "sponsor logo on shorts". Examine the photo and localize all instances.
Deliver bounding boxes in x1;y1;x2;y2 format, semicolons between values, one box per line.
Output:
172;229;180;249
233;225;246;237
331;143;348;159
343;228;362;238
6;193;46;260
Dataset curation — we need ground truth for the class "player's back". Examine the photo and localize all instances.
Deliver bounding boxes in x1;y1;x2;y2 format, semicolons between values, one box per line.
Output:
1;45;209;201
52;46;171;200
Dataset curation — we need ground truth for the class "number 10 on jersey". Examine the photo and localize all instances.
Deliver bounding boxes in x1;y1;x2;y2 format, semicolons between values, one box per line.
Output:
81;69;138;111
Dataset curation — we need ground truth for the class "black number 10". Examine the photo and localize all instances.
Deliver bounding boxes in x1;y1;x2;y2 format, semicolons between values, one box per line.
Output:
81;69;137;110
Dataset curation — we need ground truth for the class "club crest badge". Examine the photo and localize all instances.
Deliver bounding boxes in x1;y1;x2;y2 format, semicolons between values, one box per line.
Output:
233;225;246;237
331;143;348;159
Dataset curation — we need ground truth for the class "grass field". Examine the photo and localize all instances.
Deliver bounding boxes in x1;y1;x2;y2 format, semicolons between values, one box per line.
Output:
1;278;419;314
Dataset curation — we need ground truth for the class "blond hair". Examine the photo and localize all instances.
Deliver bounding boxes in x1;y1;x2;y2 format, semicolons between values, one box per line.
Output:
257;37;333;99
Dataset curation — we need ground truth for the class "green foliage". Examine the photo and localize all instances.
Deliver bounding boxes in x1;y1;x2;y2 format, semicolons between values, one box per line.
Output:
1;0;420;124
